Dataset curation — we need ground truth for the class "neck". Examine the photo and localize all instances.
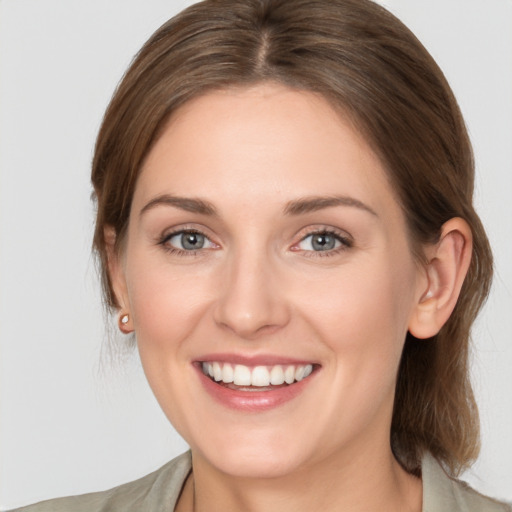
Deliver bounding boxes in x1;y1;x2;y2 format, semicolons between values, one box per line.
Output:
177;442;422;512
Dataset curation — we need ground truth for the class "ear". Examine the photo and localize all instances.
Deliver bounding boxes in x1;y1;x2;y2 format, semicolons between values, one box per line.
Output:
104;226;132;330
408;218;472;339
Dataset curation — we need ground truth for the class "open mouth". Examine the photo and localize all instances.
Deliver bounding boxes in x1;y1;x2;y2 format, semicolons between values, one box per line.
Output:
201;361;315;391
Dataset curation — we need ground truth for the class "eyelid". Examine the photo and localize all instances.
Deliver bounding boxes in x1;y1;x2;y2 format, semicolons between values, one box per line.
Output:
156;224;353;257
290;226;353;254
159;223;216;242
158;225;220;255
167;230;216;249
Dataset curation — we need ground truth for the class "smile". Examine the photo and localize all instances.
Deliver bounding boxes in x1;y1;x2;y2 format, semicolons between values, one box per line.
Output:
196;359;319;411
201;362;314;388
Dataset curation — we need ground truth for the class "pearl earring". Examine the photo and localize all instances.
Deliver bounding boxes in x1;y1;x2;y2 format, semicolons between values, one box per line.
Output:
118;313;131;333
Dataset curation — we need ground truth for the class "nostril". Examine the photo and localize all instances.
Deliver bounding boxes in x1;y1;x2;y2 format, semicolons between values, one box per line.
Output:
212;265;291;338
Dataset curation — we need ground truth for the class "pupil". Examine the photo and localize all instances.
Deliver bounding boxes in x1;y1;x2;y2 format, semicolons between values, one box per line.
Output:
182;232;204;250
312;234;335;251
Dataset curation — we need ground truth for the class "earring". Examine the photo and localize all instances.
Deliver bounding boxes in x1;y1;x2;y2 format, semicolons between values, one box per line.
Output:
118;313;131;333
420;288;434;301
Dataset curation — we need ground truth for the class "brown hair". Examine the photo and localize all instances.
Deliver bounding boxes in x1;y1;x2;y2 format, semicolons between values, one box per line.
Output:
91;0;492;476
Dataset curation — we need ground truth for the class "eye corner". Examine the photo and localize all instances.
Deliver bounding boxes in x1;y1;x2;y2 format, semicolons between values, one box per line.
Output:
158;227;220;255
291;227;354;257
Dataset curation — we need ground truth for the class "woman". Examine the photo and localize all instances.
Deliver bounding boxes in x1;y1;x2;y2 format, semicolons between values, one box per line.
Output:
10;0;510;510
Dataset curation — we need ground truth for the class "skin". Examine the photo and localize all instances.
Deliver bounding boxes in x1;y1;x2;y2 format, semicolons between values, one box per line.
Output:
109;83;472;512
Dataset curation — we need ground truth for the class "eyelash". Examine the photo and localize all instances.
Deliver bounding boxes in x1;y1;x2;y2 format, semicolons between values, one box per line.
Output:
158;228;353;258
158;228;212;257
294;228;353;258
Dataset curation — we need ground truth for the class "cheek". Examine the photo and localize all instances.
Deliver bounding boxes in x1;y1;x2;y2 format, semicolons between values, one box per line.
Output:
303;259;415;340
296;254;418;388
124;252;215;352
122;253;216;431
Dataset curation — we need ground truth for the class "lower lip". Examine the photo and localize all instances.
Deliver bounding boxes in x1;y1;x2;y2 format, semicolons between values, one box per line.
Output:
195;365;316;412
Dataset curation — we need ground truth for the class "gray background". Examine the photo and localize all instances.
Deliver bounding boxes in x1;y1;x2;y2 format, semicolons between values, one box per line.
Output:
1;0;511;508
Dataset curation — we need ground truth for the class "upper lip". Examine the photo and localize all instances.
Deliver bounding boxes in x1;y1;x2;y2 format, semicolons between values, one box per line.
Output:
195;353;319;367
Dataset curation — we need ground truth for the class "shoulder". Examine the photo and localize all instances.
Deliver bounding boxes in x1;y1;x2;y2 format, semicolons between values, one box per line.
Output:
422;452;511;512
8;451;192;512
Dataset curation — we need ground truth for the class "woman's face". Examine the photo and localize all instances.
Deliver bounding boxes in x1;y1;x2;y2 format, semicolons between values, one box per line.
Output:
115;83;427;478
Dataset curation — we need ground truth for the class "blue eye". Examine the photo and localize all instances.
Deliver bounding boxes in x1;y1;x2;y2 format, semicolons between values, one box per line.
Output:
297;231;349;252
164;230;215;251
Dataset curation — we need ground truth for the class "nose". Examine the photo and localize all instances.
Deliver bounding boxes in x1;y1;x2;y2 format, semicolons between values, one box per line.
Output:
213;248;291;340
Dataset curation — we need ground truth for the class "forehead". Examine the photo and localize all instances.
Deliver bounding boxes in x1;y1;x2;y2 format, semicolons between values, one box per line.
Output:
134;83;400;221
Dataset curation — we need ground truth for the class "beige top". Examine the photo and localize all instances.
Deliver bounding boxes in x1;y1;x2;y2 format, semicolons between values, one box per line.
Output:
10;451;511;512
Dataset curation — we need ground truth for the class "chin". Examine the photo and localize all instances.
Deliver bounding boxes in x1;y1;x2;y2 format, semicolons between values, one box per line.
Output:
191;432;313;479
210;450;305;479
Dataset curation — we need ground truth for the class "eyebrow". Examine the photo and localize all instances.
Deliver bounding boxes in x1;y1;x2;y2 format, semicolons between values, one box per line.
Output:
139;193;377;218
284;195;378;217
140;194;218;217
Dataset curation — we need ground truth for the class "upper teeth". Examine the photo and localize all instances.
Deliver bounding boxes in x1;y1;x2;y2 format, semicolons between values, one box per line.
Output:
201;362;313;387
